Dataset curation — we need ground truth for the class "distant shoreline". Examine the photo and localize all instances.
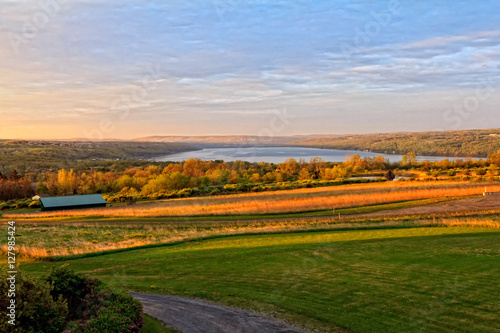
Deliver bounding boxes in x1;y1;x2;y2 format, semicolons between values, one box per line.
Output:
150;146;482;164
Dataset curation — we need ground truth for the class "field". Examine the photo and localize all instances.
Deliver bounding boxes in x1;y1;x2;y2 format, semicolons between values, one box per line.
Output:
21;227;500;332
4;179;500;332
4;181;500;258
5;181;500;220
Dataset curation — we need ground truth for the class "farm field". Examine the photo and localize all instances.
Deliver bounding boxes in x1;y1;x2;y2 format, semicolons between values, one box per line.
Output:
3;180;500;258
5;181;500;220
4;212;500;258
4;179;500;331
21;227;500;332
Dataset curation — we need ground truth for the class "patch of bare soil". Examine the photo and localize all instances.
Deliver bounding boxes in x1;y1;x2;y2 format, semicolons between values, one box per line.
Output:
364;195;500;217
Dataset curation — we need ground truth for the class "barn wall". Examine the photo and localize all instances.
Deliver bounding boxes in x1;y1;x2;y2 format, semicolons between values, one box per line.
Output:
41;203;107;212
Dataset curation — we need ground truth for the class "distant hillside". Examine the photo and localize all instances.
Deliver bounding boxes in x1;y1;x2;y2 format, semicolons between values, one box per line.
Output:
292;129;500;158
0;140;196;172
133;135;342;147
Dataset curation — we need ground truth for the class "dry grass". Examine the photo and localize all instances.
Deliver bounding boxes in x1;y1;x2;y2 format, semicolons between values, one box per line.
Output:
4;181;500;260
7;184;500;219
4;214;500;259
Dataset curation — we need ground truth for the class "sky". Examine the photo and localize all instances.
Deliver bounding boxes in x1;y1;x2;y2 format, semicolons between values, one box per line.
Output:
1;0;500;140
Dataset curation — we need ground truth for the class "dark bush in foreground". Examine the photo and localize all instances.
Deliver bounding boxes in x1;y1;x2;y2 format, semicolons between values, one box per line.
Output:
45;264;98;320
0;265;143;333
0;272;68;333
47;265;144;333
64;286;144;333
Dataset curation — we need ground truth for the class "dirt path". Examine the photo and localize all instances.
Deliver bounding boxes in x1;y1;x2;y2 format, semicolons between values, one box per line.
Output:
129;292;307;333
360;195;500;217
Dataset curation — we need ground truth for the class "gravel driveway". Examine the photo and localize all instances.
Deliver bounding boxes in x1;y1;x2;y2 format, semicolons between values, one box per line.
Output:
129;292;306;333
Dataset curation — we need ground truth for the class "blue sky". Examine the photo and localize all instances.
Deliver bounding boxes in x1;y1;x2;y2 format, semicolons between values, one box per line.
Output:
1;0;500;139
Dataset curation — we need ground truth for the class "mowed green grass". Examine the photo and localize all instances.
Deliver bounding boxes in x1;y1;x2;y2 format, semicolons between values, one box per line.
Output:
22;227;500;332
142;314;179;333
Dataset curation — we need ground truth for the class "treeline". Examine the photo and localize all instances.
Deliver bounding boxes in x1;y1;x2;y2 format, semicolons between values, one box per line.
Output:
1;152;499;203
295;128;500;157
0;170;34;201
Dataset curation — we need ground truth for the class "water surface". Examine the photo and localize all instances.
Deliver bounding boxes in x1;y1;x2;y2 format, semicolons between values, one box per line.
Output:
153;147;467;164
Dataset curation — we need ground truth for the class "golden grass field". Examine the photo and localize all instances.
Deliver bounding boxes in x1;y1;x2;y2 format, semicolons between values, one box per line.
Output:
6;181;500;219
4;215;500;259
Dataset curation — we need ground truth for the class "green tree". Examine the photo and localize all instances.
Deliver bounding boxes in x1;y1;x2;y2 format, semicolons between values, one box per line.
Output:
35;182;49;194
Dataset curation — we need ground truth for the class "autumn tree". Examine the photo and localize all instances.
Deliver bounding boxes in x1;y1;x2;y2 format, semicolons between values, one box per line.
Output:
373;155;389;170
488;150;500;167
308;157;326;179
182;159;205;178
57;169;78;195
401;152;417;167
298;168;312;180
321;165;348;180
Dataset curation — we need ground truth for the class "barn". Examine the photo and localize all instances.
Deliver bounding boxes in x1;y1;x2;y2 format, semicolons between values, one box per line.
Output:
40;194;107;212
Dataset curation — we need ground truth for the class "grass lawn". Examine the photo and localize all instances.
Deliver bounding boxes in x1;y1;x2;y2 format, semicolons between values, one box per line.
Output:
142;314;179;333
21;227;500;332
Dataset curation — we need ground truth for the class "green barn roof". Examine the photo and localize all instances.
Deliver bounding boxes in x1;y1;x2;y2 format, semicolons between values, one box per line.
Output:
40;194;107;209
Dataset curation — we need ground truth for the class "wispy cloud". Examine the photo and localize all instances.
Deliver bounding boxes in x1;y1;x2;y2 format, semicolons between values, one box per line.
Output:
1;0;500;139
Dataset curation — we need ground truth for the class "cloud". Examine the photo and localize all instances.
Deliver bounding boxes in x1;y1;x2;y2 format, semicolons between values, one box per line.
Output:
1;0;500;139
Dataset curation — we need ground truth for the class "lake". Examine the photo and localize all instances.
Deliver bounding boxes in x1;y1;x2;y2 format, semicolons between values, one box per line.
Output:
152;147;467;164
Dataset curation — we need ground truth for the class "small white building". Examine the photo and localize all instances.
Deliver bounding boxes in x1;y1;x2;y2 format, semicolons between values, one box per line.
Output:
32;194;51;200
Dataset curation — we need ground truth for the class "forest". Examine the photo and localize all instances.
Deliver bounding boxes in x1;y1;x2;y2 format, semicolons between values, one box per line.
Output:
294;128;500;157
0;140;196;173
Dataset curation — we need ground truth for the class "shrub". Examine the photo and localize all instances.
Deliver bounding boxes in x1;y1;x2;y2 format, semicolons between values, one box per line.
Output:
44;264;97;320
177;188;193;197
476;168;487;176
65;287;143;333
14;201;29;209
0;272;68;333
45;265;144;333
384;170;396;180
431;170;441;177
29;200;41;208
